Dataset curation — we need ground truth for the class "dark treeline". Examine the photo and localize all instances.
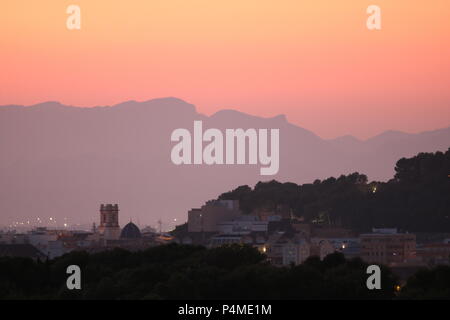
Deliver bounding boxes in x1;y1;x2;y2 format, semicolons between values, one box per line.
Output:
0;244;396;300
1;244;449;300
219;148;450;232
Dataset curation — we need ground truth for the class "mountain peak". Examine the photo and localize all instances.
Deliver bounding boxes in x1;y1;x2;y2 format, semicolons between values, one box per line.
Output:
367;130;411;143
211;109;287;123
106;97;198;115
270;114;287;122
330;135;361;143
29;101;66;109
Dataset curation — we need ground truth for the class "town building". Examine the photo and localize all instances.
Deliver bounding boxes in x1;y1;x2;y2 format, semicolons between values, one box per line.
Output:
0;244;47;261
416;242;450;266
312;237;361;259
264;232;314;266
281;240;310;266
217;215;268;235
310;238;336;260
360;228;416;265
188;200;241;232
252;204;292;221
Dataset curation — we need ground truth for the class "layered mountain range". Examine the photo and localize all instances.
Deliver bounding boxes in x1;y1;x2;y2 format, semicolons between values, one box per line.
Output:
0;98;448;226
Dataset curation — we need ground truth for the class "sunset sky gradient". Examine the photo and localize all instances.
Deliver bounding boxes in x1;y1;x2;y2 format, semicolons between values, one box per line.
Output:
1;0;450;139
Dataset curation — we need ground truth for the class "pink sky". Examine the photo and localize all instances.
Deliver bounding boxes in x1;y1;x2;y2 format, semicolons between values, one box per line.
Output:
1;0;450;139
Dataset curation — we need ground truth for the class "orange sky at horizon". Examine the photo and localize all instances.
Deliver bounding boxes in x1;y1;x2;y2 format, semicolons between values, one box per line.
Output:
1;0;450;139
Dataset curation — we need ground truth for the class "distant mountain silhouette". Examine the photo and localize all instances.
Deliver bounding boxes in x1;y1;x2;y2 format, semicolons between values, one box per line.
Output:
0;98;449;226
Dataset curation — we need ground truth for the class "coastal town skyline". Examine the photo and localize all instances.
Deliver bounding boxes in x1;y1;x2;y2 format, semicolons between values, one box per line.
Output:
2;0;450;303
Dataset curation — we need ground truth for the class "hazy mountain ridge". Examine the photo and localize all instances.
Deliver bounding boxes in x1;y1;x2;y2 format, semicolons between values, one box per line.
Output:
0;98;449;226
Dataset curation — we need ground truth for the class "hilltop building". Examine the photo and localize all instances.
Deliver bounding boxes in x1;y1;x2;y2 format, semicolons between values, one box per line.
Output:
188;200;241;232
217;215;268;235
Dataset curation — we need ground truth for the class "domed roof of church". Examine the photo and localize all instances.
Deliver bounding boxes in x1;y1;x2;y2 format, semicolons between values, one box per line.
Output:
120;222;142;239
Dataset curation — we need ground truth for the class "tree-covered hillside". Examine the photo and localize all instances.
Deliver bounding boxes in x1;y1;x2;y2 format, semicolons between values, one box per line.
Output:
219;148;450;232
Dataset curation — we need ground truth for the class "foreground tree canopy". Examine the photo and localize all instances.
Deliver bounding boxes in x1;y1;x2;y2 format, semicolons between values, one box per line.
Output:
0;244;399;300
1;244;448;300
218;148;450;232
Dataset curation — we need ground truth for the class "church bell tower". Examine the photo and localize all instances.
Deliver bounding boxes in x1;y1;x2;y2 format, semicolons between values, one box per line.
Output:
98;203;121;240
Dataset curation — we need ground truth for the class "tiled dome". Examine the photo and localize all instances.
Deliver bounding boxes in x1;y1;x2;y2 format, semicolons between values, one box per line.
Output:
120;222;142;239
